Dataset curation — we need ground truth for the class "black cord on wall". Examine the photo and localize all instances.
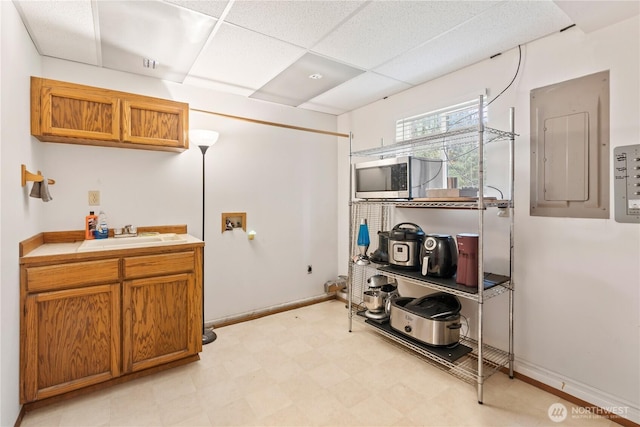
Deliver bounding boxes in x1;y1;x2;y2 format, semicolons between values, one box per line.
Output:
487;44;522;106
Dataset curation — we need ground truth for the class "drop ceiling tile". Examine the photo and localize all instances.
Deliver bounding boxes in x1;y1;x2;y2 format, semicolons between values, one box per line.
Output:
312;0;500;70
376;0;574;85
554;0;640;33
224;0;366;48
15;0;624;116
14;0;98;65
98;1;216;82
250;53;365;107
182;75;255;97
295;101;346;116
189;23;306;92
163;0;230;19
301;72;412;114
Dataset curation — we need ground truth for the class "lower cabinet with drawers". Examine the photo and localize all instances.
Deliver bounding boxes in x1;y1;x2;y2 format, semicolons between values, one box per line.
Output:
19;234;203;405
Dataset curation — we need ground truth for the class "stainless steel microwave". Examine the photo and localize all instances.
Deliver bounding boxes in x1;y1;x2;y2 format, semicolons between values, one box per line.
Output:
354;156;444;199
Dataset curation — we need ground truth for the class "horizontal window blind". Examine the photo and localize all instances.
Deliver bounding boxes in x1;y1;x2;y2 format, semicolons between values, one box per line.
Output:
395;99;482;142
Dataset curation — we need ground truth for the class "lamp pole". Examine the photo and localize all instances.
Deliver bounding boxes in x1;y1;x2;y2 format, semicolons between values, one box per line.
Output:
200;143;217;345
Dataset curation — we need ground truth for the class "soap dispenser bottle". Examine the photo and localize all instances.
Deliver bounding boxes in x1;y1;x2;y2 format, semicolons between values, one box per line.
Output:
95;210;109;239
85;211;97;240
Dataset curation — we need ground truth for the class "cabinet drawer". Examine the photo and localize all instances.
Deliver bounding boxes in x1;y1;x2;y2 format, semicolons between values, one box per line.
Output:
124;252;194;279
25;259;120;292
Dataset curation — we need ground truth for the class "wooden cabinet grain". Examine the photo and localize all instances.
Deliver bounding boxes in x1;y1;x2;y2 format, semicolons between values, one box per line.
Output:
121;99;186;149
19;235;203;405
122;252;199;373
123;273;197;372
31;77;189;152
35;83;121;142
22;283;121;403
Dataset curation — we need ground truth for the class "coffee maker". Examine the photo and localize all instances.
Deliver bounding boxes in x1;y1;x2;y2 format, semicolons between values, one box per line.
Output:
456;233;479;287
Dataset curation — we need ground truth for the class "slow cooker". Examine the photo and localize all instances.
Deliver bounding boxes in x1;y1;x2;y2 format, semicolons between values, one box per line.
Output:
390;293;462;346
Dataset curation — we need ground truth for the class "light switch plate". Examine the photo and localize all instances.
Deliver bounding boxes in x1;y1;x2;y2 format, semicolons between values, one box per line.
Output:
88;191;100;206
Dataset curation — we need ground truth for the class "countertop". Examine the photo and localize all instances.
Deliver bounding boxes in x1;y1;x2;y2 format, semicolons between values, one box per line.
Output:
22;233;203;258
19;226;204;265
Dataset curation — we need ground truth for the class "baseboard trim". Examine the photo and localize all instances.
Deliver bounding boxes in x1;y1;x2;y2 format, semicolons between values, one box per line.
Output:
13;406;26;427
511;360;639;427
207;293;337;328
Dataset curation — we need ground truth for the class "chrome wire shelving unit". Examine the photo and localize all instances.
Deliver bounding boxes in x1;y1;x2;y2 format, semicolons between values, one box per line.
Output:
350;199;511;209
373;266;512;302
350;125;515;159
352;313;511;385
347;96;516;404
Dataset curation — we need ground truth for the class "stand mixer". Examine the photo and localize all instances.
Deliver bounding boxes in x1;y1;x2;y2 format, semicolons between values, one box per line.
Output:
363;275;398;321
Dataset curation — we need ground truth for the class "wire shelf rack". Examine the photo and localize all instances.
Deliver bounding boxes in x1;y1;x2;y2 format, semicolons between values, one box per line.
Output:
351;126;517;159
354;315;510;384
365;264;512;302
347;101;516;404
352;199;511;209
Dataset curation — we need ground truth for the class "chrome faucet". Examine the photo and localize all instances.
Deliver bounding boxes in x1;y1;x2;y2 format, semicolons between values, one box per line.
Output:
123;225;137;236
115;224;138;237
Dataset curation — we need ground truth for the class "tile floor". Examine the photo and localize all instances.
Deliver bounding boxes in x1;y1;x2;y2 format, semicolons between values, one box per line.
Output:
20;300;618;427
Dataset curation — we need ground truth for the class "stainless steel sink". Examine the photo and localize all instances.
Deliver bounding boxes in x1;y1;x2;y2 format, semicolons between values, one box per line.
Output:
77;233;187;252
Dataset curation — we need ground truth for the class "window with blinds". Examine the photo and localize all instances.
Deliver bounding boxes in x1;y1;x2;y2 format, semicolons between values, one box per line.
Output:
395;99;485;188
395;99;482;142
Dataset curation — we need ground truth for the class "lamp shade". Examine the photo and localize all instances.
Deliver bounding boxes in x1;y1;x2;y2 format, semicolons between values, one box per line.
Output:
190;129;219;147
357;219;370;247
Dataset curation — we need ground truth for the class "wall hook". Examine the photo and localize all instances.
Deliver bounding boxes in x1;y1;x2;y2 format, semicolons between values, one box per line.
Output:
21;164;55;187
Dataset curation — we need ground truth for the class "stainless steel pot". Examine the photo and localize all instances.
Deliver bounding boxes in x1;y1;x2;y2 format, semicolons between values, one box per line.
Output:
381;284;400;314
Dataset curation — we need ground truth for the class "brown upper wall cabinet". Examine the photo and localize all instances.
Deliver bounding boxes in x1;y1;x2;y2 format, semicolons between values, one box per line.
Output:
31;77;189;152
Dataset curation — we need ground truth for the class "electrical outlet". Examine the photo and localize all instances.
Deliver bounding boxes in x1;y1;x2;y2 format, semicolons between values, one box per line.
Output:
88;191;100;206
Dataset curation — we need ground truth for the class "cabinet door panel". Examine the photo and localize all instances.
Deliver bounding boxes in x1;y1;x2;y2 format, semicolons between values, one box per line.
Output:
22;284;120;402
122;99;188;149
122;273;196;372
41;86;121;141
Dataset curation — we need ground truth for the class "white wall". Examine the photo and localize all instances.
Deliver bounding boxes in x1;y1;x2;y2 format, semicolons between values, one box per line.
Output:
0;2;339;424
38;57;340;323
0;2;43;425
338;16;640;423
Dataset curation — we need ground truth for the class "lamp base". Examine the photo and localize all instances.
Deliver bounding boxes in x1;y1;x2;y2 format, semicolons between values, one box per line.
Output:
355;255;370;265
203;329;217;345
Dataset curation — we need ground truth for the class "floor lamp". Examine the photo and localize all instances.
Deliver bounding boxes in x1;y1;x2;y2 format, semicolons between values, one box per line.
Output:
191;129;219;345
